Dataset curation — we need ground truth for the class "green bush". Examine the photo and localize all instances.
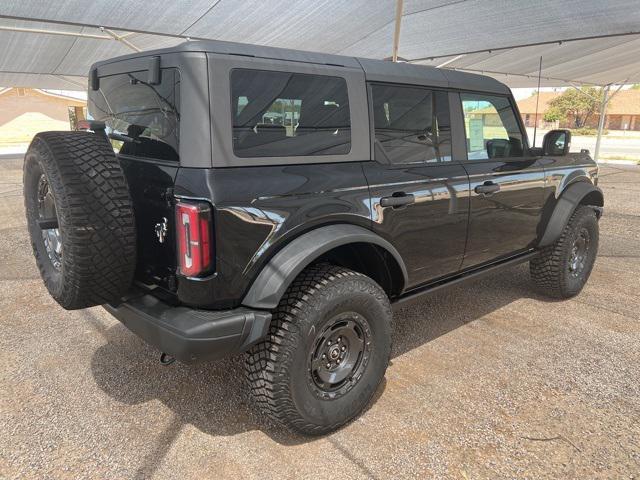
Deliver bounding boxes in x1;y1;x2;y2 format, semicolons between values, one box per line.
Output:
543;110;561;123
571;127;608;136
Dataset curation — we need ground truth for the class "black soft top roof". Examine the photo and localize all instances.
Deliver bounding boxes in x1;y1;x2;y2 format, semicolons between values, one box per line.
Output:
91;39;510;95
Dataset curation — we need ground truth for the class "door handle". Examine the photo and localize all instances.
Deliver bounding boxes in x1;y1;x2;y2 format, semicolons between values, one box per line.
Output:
380;193;415;208
474;182;500;196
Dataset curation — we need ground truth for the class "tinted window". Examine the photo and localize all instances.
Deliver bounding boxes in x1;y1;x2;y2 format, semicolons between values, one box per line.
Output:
231;69;351;157
89;69;180;161
371;85;451;164
461;93;523;160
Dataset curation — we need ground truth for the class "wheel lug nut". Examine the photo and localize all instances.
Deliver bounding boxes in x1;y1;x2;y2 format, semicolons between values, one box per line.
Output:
326;363;331;369
341;346;346;351
322;354;326;359
337;336;342;342
327;340;332;346
336;359;341;364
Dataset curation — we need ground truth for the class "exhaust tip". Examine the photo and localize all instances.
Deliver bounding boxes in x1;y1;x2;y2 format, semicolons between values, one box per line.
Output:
159;352;175;366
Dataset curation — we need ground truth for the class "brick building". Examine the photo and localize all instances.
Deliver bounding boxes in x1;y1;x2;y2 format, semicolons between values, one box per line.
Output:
0;88;86;146
517;89;640;131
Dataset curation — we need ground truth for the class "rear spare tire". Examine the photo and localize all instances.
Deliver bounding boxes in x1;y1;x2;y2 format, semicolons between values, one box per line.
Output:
23;131;136;309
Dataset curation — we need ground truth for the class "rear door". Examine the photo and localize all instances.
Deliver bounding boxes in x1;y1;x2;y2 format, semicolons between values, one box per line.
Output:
455;92;546;267
364;84;470;289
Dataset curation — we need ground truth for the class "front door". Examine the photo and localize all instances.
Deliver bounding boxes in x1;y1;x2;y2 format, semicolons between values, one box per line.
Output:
364;84;469;290
457;92;546;268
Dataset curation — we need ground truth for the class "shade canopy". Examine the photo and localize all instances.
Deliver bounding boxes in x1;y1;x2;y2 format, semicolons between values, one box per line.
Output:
1;0;639;90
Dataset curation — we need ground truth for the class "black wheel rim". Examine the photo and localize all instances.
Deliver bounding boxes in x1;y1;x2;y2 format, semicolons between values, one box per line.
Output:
568;227;590;278
37;174;62;270
308;311;372;400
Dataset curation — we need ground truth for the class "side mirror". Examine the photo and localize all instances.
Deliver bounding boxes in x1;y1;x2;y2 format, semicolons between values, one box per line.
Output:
543;129;571;156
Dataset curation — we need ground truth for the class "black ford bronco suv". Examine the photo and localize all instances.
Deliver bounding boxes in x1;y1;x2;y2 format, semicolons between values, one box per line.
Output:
23;40;603;435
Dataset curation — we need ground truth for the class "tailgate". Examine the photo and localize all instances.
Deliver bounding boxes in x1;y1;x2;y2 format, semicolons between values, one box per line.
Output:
120;157;178;289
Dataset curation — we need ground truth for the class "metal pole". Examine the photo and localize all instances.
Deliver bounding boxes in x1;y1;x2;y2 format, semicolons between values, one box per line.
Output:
594;84;609;163
391;0;404;62
0;25;111;39
100;27;141;52
406;31;640;63
532;56;542;148
435;54;465;68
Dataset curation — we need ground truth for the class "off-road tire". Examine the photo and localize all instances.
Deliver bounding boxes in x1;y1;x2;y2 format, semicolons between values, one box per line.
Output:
530;205;599;299
23;131;136;309
246;264;392;435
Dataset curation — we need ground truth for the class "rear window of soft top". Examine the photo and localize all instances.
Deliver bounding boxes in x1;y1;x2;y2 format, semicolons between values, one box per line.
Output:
89;68;180;162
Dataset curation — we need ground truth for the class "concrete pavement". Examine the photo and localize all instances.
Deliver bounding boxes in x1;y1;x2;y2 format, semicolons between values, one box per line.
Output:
1;157;639;479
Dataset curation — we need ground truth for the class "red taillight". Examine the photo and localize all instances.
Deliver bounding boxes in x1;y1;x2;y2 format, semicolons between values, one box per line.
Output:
175;200;212;277
76;120;90;131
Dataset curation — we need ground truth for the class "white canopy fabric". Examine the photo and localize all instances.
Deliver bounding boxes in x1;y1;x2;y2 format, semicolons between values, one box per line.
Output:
1;0;639;90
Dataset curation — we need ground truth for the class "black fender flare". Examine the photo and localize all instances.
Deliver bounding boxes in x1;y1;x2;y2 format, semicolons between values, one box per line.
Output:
538;182;604;247
241;224;408;310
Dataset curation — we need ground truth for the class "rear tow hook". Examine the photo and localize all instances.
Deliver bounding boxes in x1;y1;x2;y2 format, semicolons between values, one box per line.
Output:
159;353;176;366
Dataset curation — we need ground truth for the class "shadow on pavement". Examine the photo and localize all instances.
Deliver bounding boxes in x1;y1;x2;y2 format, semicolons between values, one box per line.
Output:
89;262;548;477
390;263;545;358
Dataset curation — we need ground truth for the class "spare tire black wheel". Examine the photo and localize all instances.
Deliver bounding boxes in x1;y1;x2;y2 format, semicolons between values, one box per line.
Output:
23;131;136;310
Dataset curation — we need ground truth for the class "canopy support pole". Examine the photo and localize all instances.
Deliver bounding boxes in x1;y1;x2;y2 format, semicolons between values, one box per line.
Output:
100;27;141;52
594;84;610;163
0;24;110;39
435;54;465;68
532;56;543;148
391;0;404;62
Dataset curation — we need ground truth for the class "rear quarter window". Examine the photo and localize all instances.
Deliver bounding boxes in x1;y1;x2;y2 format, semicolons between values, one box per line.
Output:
230;69;351;158
88;68;180;161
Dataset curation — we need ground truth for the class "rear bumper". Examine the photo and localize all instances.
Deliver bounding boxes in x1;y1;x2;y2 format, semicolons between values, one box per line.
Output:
103;294;271;363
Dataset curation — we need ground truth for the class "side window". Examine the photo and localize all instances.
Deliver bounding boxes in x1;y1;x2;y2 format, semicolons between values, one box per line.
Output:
230;69;351;158
371;84;451;164
461;93;524;160
89;69;180;162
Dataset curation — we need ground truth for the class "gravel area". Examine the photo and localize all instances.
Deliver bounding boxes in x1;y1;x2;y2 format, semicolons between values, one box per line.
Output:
1;157;638;479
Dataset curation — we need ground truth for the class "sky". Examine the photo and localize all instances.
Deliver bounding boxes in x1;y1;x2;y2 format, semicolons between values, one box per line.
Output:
512;87;563;100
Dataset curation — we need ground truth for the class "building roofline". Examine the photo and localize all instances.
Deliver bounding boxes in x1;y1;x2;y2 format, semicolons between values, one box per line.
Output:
35;89;86;103
0;87;85;103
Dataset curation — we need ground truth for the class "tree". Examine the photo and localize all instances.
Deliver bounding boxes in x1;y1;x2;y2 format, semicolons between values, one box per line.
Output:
543;109;561;123
543;87;604;128
631;84;640;90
